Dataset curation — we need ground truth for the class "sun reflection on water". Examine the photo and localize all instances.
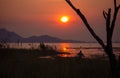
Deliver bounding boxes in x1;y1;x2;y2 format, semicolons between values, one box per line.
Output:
57;43;78;57
63;47;67;51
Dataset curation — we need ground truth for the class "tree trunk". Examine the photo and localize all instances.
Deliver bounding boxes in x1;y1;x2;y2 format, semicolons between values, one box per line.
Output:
105;46;120;78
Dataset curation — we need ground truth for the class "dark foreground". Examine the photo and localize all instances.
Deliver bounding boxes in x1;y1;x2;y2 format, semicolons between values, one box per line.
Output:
0;49;112;78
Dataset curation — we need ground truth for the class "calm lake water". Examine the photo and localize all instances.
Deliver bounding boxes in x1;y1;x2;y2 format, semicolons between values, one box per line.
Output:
9;43;120;58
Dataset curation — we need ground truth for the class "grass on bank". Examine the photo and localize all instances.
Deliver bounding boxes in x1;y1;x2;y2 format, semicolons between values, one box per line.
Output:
0;50;112;78
0;43;112;78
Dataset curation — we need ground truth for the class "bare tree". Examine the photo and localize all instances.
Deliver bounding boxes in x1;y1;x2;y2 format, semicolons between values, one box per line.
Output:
65;0;120;78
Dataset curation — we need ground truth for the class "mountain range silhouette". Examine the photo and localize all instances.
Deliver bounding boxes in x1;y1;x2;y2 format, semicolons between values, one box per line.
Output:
0;28;84;43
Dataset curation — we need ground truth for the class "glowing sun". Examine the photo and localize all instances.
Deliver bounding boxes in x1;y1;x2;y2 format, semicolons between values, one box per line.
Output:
60;16;69;23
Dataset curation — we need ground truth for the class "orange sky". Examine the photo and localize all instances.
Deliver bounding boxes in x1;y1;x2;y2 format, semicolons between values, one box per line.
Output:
0;0;120;41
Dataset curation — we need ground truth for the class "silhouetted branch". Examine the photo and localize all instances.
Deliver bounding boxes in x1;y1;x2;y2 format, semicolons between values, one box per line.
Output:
106;9;111;32
114;0;117;10
106;9;112;52
65;0;106;49
65;0;77;11
110;0;120;39
103;10;107;20
65;0;120;77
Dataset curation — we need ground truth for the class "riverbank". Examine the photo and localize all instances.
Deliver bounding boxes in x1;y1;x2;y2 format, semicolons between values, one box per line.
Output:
0;48;112;78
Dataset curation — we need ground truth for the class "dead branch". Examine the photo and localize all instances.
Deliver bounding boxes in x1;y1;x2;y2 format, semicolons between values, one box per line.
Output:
65;0;106;49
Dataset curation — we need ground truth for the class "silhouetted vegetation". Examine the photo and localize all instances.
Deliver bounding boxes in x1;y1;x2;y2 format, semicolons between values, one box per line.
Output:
65;0;120;77
0;43;62;60
0;53;112;78
0;40;10;49
0;42;114;78
38;43;56;51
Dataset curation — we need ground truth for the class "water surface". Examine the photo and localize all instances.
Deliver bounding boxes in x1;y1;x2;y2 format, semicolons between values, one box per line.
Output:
9;43;120;58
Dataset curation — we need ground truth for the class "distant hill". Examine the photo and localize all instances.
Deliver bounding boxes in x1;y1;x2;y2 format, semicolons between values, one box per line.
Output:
24;35;63;43
0;28;23;42
0;28;84;43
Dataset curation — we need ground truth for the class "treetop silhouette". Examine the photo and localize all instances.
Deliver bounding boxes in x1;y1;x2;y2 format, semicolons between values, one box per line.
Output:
65;0;120;78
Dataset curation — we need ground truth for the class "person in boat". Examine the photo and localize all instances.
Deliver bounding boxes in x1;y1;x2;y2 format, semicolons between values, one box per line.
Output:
78;50;84;58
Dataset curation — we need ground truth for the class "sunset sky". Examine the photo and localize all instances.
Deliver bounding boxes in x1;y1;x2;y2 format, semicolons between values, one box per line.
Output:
0;0;120;42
